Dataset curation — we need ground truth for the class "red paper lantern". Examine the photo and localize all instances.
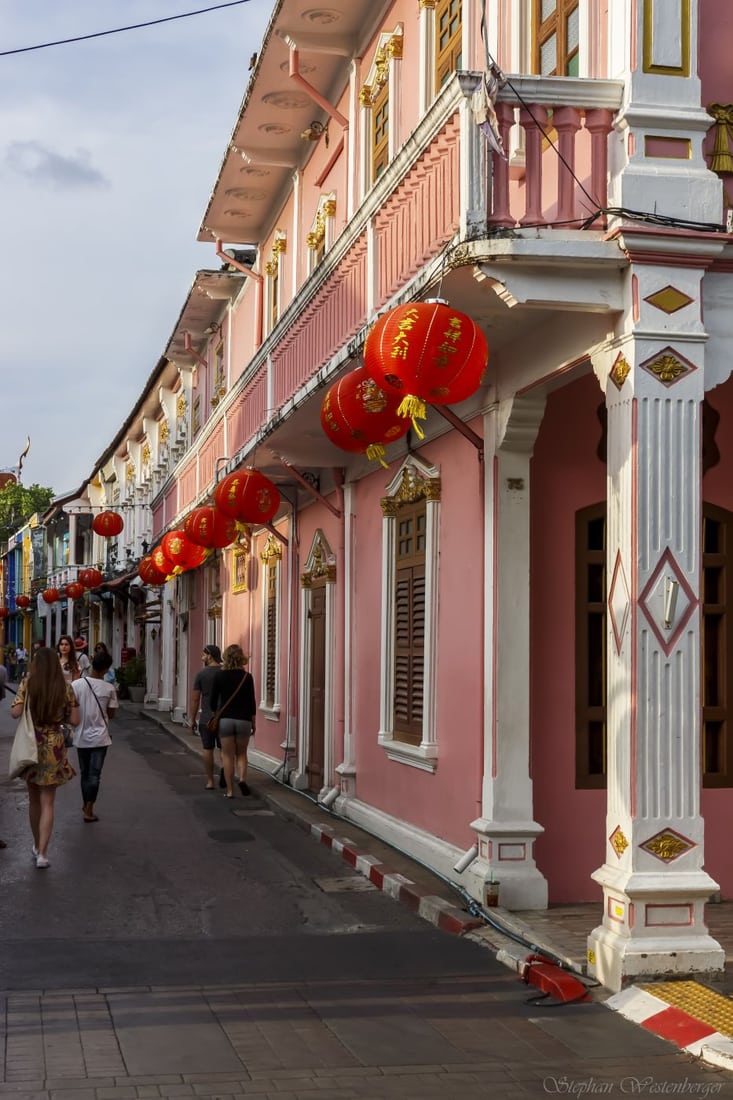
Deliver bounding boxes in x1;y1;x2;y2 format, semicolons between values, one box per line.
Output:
79;567;104;589
183;507;238;549
363;300;488;435
41;588;61;604
321;365;411;466
161;530;209;575
151;545;175;578
138;554;168;586
92;510;124;537
15;595;30;609
65;582;85;600
0;607;8;619
214;470;280;525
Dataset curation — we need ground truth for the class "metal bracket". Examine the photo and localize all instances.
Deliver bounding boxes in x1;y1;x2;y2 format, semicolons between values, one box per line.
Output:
279;460;342;518
434;406;484;461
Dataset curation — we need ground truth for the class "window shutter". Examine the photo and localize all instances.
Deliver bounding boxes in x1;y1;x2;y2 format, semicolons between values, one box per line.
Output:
266;563;277;707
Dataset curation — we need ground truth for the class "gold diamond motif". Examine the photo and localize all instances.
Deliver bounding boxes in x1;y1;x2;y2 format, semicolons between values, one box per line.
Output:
610;827;629;858
610;354;631;391
640;346;696;387
640;828;695;862
644;285;694;314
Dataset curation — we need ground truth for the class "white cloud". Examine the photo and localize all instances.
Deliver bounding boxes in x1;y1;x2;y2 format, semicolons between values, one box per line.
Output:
0;0;272;490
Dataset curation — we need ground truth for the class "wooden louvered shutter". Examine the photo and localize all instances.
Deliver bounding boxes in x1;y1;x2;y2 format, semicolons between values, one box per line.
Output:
266;563;277;707
393;501;426;745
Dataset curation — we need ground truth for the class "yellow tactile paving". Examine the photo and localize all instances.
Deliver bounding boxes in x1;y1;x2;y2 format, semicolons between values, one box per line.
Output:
640;980;733;1038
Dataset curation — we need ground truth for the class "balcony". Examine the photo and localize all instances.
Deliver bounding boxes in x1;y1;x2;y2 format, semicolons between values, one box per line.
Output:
168;71;625;514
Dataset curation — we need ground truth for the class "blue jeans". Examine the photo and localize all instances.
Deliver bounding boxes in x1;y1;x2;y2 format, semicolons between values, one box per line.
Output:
77;747;108;805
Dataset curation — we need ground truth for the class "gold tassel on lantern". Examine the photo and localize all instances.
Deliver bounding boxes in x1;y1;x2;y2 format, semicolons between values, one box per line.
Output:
397;395;426;438
365;443;389;468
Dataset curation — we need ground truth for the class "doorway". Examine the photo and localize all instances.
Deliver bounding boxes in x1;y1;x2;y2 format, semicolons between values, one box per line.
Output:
306;582;326;793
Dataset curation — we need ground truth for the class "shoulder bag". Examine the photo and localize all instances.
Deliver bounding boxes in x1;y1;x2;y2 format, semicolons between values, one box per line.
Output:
8;697;38;780
207;672;248;735
83;678;111;735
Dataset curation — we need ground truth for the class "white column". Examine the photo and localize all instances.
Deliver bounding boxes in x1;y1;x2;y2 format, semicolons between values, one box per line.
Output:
157;581;175;713
468;394;548;909
588;239;725;990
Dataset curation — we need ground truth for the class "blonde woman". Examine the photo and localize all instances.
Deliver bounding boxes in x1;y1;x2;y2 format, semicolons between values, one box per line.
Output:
11;647;79;868
209;644;257;798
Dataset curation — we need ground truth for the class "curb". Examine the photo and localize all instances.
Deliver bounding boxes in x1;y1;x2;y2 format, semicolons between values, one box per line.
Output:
139;709;733;1074
606;986;733;1070
308;821;485;936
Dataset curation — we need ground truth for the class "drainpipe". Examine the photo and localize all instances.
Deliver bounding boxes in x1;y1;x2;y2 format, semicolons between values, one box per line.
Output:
285;41;349;131
332;468;346;797
214;239;264;351
183;331;207;377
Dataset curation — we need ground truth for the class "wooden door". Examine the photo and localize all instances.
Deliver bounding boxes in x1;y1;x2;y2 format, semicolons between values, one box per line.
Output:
306;584;326;793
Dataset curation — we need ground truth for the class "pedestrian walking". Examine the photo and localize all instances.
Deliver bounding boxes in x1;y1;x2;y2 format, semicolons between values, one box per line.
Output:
0;661;7;701
93;643;117;684
188;644;223;790
71;651;118;823
57;635;81;683
74;638;91;676
209;644;257;798
10;647;79;869
15;644;28;680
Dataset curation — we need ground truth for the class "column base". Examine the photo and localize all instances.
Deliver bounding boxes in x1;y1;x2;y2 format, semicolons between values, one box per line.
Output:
468;817;548;909
588;863;725;992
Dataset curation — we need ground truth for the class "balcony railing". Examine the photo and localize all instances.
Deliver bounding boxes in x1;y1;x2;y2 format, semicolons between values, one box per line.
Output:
161;71;624;518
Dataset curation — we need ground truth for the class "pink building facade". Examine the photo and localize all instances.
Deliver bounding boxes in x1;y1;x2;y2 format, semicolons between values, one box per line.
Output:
63;0;733;990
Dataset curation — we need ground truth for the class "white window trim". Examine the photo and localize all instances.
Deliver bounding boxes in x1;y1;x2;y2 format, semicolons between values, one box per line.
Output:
260;535;282;717
419;0;473;113
306;193;337;276
378;454;440;772
359;25;403;200
293;530;337;792
265;230;286;337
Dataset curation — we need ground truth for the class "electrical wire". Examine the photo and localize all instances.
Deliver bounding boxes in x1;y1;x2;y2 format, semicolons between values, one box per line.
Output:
261;758;601;991
0;1;252;58
477;0;729;236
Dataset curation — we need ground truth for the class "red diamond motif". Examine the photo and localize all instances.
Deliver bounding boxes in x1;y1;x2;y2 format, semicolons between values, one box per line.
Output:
638;548;698;657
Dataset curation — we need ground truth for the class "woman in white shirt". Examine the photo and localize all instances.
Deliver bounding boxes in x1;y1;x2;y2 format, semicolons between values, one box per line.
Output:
71;652;118;822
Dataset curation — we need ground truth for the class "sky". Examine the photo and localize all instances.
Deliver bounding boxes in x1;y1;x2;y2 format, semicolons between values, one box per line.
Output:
0;0;272;495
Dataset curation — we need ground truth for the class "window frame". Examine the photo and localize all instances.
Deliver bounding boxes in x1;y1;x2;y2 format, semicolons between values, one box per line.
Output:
260;534;282;716
532;0;580;77
435;0;463;93
575;501;607;789
575;500;733;789
359;27;403;198
378;455;440;771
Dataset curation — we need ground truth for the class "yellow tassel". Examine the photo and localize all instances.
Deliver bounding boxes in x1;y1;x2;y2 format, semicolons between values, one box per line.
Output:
397;394;426;439
365;443;389;468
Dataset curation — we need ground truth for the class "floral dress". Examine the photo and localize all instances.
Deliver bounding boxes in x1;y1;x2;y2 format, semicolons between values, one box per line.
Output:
14;679;77;786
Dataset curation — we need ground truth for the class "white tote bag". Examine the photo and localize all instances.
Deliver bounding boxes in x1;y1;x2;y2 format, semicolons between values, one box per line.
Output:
8;700;38;780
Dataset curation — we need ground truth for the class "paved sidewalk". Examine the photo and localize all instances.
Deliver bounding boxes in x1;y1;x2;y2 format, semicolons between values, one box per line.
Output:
138;707;733;1075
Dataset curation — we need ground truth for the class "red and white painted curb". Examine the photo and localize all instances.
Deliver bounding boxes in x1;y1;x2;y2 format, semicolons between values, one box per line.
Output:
310;823;484;936
606;986;733;1070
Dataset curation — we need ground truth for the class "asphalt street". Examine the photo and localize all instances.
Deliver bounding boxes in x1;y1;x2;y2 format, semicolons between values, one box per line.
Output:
0;698;731;1098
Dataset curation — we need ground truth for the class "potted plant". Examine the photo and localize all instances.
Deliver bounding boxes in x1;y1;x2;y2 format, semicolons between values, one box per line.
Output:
121;654;146;703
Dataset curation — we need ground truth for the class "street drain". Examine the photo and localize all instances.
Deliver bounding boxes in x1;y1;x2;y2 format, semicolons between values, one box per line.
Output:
314;876;377;893
207;829;255;843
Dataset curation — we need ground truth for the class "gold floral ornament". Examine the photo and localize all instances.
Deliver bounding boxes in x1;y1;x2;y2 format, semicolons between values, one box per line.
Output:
141;443;151;467
640;828;695;862
707;103;733;174
159;420;170;443
610;354;631;391
126;462;135;482
610;826;629;858
176;394;187;419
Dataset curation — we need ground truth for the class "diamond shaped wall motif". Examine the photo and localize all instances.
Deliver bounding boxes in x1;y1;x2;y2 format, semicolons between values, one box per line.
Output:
610;353;631;391
610;826;629;858
640;828;696;862
609;551;631;655
644;285;694;314
638;547;698;657
639;346;697;387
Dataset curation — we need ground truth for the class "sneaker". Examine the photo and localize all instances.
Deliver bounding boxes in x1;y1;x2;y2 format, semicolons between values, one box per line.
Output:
35;855;49;869
32;845;38;858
